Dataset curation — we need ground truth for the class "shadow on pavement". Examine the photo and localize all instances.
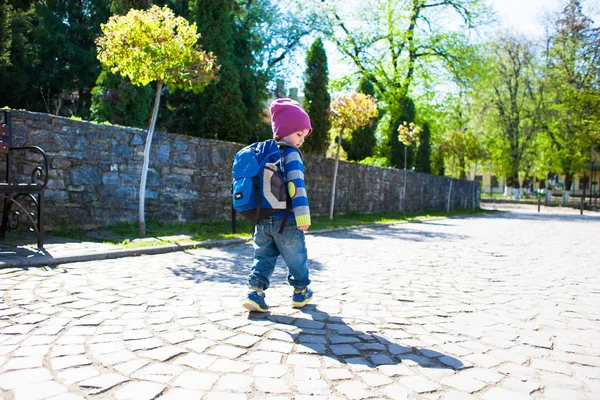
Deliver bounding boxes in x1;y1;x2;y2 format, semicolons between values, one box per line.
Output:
168;250;326;284
248;305;463;370
316;226;469;242
479;208;600;223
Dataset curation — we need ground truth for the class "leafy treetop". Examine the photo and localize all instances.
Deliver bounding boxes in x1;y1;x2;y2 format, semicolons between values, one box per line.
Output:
330;92;379;132
96;5;219;93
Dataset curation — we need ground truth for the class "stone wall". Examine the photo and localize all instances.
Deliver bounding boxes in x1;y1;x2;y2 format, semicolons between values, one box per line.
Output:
7;110;480;230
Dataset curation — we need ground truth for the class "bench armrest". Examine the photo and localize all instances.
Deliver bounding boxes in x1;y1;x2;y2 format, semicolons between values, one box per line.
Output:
8;146;50;189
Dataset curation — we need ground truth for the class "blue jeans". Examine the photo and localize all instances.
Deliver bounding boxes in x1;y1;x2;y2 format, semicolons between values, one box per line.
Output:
247;217;310;291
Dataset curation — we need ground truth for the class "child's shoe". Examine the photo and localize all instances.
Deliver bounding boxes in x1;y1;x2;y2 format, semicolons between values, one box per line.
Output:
292;287;313;308
243;291;269;312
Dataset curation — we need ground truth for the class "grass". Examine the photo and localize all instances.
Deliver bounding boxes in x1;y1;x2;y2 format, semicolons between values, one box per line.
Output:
49;208;493;249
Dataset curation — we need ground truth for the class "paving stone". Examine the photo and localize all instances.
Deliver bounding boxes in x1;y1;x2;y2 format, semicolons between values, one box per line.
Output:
242;350;283;364
501;377;542;394
252;364;289;378
205;392;247;400
225;334;261;348
459;368;504;384
379;383;417;399
50;355;93;370
3;355;44;370
114;381;165;400
207;345;247;359
78;373;129;395
161;330;195;344
132;363;184;384
443;390;478;399
330;344;361;356
113;359;149;375
358;371;393;387
157;388;205;399
138;346;187;361
171;371;219;390
482;387;531;400
399;376;442;393
530;358;573;375
12;345;49;357
321;368;353;380
254;377;292;393
213;374;253;392
0;368;53;390
210;359;252;373
12;380;68;400
335;381;376;399
286;354;321;368
440;374;487;393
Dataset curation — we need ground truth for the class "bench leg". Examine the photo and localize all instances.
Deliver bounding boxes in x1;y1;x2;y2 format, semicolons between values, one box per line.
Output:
37;191;44;249
0;195;10;240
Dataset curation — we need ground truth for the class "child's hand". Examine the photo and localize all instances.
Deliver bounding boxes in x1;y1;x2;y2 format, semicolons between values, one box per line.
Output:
297;225;309;231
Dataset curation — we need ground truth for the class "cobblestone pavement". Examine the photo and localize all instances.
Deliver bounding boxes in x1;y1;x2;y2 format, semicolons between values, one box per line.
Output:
1;206;599;399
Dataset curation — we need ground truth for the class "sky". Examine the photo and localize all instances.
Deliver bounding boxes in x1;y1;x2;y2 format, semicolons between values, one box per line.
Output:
286;0;599;91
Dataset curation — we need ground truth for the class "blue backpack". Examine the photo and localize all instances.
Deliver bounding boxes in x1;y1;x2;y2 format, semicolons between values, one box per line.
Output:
231;140;296;233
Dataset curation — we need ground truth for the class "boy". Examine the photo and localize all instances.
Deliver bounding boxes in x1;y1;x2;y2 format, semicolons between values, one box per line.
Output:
243;98;313;312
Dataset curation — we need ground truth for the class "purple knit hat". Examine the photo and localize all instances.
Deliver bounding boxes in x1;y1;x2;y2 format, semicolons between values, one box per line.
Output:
270;98;312;139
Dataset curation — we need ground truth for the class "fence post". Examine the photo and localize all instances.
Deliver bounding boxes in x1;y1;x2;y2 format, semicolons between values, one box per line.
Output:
538;192;541;213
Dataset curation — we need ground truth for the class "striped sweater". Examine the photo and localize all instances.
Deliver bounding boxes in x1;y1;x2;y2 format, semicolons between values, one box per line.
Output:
272;145;311;227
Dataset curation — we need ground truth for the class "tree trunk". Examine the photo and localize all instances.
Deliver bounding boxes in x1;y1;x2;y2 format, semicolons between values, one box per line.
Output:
472;162;478;211
139;81;163;235
446;157;455;214
329;129;344;220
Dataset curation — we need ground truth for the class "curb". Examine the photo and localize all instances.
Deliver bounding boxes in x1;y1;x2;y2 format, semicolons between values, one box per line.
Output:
0;218;465;269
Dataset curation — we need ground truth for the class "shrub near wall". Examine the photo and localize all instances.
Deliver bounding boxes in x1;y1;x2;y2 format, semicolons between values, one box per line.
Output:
8;110;479;231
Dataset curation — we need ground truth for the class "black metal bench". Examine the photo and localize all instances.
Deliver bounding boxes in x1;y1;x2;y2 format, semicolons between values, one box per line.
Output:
0;110;49;249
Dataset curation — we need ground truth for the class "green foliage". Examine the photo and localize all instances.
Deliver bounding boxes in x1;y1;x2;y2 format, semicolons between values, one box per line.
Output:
88;0;154;128
541;0;600;190
90;71;154;128
342;77;378;161
386;96;416;169
330;92;378;132
469;35;542;187
318;0;490;159
232;7;271;142
97;6;218;92
0;1;36;109
33;0;111;117
359;156;391;168
0;0;11;68
303;37;331;155
110;0;151;14
415;122;431;173
431;147;445;176
167;0;248;142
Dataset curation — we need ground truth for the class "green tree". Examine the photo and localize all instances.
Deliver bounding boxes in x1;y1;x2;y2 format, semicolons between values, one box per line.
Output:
542;0;600;201
96;5;219;234
89;72;154;128
89;0;153;128
415;121;431;173
431;145;445;176
0;0;11;69
303;37;331;155
329;92;379;219
181;0;250;142
32;0;111;117
318;0;490;167
0;1;36;109
388;96;416;169
473;35;543;196
342;77;378;161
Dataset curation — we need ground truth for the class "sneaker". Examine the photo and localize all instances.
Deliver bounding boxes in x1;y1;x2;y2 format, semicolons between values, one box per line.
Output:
292;287;313;308
243;291;269;312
